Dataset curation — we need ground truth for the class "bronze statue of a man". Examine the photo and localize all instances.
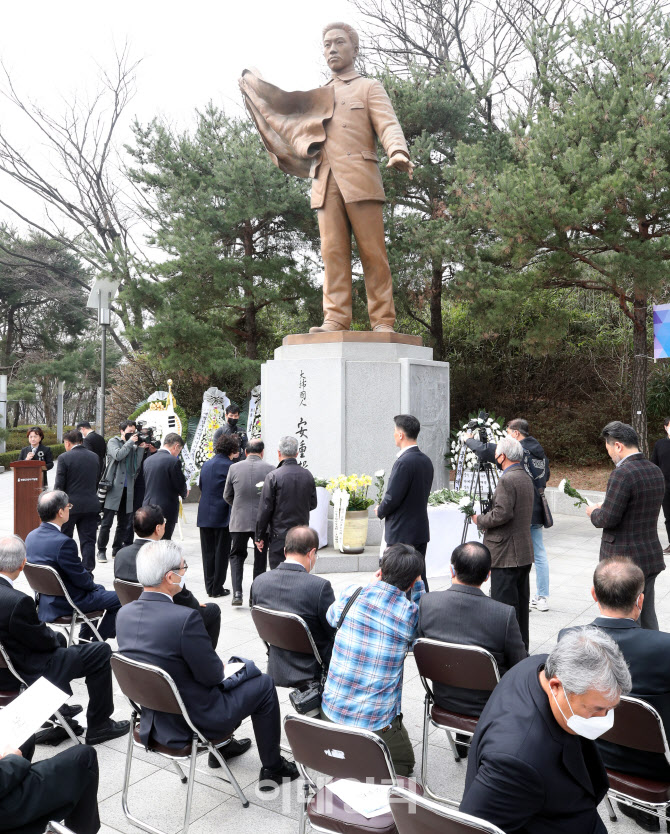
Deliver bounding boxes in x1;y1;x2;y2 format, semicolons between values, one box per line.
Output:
241;23;413;334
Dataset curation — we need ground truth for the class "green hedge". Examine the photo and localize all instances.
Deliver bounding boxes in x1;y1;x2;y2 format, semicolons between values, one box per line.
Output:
0;443;66;471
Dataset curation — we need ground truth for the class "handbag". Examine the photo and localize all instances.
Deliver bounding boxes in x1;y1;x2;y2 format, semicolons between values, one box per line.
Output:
289;586;363;715
537;487;554;529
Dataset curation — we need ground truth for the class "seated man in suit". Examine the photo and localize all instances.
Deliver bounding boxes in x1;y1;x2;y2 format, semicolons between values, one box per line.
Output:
0;535;128;746
142;432;188;541
251;525;336;687
418;541;527;755
321;544;425;776
0;743;100;834
115;505;221;648
26;490;121;640
460;627;631;834
116;540;299;789
559;556;670;832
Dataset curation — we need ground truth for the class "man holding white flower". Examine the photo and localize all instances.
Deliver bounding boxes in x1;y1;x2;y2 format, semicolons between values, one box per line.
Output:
471;435;535;648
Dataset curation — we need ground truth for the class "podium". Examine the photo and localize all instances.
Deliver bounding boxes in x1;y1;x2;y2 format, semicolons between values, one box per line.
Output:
10;460;46;540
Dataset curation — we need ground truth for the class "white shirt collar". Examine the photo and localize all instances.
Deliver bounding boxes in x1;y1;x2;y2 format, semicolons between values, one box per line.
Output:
0;575;14;588
615;451;638;467
153;591;174;601
47;522;62;530
396;444;417;458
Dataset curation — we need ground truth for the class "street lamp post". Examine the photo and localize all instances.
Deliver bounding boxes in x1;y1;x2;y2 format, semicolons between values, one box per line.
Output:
86;279;119;438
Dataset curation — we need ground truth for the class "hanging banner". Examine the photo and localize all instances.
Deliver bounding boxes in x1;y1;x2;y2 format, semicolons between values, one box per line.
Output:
654;303;670;359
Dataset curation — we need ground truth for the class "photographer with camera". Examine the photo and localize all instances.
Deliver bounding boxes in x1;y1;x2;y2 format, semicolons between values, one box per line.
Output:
97;421;147;564
213;403;248;460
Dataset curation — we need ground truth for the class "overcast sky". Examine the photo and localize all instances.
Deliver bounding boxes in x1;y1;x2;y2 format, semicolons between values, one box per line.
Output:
0;0;365;233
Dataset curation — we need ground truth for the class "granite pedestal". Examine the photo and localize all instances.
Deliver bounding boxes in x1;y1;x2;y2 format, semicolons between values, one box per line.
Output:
261;332;450;546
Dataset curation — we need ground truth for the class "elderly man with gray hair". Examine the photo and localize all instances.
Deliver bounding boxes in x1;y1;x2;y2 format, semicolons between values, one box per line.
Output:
116;540;299;788
461;626;631;833
255;436;318;569
471;435;535;647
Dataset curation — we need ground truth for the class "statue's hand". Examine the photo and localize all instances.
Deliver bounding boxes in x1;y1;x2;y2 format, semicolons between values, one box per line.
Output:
387;153;414;180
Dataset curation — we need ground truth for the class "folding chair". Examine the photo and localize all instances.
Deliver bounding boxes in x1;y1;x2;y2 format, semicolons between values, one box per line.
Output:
413;638;500;804
599;694;670;828
113;578;143;606
44;823;76;834
23;562;105;646
0;640;81;745
284;713;423;834
389;785;506;834
251;605;325;718
111;652;248;834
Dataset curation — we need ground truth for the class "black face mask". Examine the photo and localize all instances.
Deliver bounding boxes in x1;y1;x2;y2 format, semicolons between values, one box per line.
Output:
124;431;134;440
227;418;238;427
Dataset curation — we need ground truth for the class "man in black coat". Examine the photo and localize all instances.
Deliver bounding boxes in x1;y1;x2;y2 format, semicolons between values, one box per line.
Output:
377;414;434;589
587;421;665;629
0;744;100;834
251;526;335;687
77;420;107;478
142;432;188;541
650;416;670;553
116;540;299;788
559;556;670;831
115;506;221;648
55;429;101;572
0;535;128;746
255;436;318;569
460;627;631;834
417;541;526;719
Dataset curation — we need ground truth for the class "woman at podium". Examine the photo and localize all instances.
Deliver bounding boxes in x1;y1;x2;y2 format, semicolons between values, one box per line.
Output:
19;426;54;486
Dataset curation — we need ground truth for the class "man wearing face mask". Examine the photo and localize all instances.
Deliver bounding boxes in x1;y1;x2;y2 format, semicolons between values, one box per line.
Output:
587;421;665;629
560;557;670;832
460;627;631;834
651;416;670;554
250;526;336;687
213;403;248;460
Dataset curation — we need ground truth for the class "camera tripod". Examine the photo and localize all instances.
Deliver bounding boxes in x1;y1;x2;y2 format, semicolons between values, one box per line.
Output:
460;457;499;544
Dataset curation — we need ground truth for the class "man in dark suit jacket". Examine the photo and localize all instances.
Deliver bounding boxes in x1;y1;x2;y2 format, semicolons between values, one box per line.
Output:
256;436;318;570
116;540;299;788
142;432;188;541
25;490;121;640
417;541;526;719
77;420;106;477
559;557;670;831
376;414;434;588
0;743;100;834
224;439;275;605
115;505;221;648
251;526;336;687
588;421;665;630
460;628;631;834
55;429;101;573
0;535;128;746
471;435;535;648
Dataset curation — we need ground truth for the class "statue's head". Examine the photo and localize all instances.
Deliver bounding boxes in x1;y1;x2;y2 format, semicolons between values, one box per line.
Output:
322;22;359;74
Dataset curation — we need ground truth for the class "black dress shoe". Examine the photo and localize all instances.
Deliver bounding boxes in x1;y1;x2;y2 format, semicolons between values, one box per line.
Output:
617;802;661;831
85;719;130;745
36;721;84;745
258;756;299;791
208;737;252;767
58;704;83;719
211;589;231;598
232;593;243;606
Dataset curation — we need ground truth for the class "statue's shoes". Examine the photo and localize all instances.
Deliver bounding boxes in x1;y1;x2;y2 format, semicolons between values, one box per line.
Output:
308;321;348;333
373;324;396;333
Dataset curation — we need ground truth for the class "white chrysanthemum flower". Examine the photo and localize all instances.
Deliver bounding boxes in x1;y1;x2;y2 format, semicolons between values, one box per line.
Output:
255;481;264;488
374;469;385;478
558;479;567;493
459;496;472;507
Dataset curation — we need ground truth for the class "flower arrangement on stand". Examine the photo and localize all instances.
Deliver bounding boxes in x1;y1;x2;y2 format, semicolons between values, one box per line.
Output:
326;474;374;554
446;412;507;473
193;406;224;469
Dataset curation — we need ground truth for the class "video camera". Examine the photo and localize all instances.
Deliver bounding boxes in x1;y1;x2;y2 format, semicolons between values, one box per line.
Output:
467;411;490;445
134;421;160;449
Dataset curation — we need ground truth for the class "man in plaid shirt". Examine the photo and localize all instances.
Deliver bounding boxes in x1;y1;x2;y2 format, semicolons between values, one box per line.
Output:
587;421;665;630
321;544;425;775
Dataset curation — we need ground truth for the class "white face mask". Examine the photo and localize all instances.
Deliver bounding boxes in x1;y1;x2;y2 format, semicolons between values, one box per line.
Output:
170;571;185;590
551;684;614;740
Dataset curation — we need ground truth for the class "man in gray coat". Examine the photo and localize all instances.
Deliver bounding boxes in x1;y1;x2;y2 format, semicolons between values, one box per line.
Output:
224;439;275;606
96;420;145;564
471;435;535;649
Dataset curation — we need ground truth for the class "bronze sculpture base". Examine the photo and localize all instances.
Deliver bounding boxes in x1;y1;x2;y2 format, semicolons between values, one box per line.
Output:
283;331;422;347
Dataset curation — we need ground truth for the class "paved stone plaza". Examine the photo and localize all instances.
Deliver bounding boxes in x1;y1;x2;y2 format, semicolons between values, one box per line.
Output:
1;469;667;833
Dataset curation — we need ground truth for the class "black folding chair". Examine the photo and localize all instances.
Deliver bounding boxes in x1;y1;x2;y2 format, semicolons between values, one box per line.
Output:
111;652;248;834
389;785;506;833
113;578;143;606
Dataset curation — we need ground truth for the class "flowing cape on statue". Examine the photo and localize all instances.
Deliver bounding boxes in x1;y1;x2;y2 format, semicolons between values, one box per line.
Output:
239;69;334;179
